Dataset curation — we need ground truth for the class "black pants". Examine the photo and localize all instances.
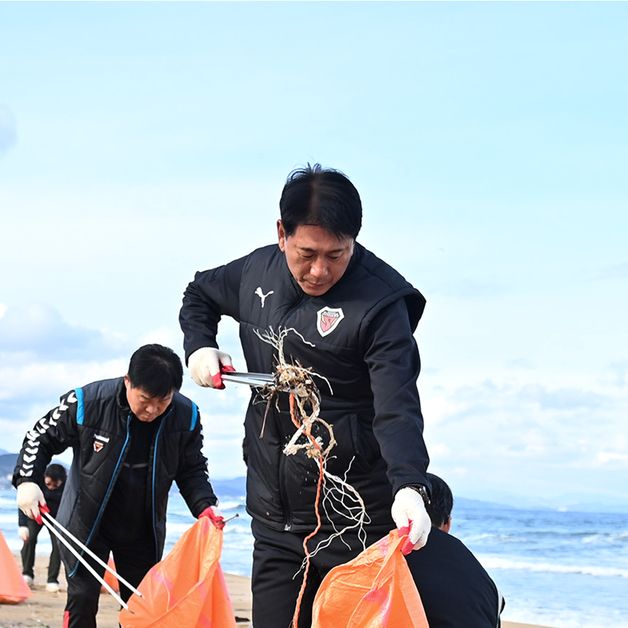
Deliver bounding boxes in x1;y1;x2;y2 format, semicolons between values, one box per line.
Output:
251;518;391;628
21;518;62;583
61;533;156;628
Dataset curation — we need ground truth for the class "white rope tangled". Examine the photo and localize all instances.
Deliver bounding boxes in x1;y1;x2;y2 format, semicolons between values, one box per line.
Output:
253;327;369;559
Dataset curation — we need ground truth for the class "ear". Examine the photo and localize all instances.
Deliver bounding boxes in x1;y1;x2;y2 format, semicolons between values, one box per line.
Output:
277;220;286;252
441;516;452;534
123;374;131;391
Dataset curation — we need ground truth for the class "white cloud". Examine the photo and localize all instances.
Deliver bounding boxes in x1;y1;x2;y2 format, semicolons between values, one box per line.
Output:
0;303;126;360
516;383;606;411
0;303;250;478
421;368;628;508
0;358;125;401
596;451;628;465
2;297;626;509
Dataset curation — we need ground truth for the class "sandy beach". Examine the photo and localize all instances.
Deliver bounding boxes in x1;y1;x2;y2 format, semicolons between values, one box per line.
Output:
1;552;550;628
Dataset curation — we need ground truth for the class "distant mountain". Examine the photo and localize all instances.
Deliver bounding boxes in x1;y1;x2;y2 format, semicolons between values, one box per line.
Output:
454;495;521;511
3;455;626;514
1;453;247;495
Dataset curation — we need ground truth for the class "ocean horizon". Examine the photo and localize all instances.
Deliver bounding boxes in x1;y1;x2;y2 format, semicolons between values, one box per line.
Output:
1;478;627;627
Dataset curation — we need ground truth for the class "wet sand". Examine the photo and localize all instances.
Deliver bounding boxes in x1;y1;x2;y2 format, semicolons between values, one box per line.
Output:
1;554;251;627
0;552;549;627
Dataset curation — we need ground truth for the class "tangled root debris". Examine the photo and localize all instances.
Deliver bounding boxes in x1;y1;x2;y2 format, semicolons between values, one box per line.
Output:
253;327;369;627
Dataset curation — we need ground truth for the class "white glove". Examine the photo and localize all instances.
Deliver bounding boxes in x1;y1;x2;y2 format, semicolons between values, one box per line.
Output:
188;347;234;388
17;482;47;522
18;526;30;542
391;486;432;553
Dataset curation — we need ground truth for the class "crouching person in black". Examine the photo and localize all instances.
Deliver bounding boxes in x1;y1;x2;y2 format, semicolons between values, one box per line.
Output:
406;473;506;628
13;344;223;628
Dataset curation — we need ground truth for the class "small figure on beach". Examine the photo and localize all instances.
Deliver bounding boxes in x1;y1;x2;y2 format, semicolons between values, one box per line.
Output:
406;473;506;628
13;344;224;628
18;462;67;592
180;163;432;627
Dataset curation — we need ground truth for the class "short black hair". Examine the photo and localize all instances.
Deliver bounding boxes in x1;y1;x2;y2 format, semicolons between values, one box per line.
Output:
279;163;362;239
45;463;67;483
426;473;454;528
127;344;183;397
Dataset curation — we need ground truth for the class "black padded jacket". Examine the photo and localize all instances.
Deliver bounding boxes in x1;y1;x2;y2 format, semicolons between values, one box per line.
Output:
180;242;430;533
13;377;216;573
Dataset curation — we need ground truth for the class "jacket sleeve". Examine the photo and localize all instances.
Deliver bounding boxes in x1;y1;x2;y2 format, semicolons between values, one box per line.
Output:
175;412;218;517
363;299;430;494
179;255;247;362
12;390;79;489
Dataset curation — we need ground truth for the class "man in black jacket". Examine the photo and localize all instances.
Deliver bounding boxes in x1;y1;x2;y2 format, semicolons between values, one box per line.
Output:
180;164;432;627
406;473;505;627
18;463;66;591
13;344;222;628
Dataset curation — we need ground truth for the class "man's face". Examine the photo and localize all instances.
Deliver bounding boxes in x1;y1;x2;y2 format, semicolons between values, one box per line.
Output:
44;477;62;491
277;222;355;297
124;376;173;422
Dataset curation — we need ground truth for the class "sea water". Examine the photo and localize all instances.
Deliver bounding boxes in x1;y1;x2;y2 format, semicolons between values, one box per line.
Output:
1;482;627;628
456;500;628;627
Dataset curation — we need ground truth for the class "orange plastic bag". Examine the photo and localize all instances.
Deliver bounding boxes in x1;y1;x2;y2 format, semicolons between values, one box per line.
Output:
119;517;236;627
312;529;428;628
0;530;31;604
101;555;119;593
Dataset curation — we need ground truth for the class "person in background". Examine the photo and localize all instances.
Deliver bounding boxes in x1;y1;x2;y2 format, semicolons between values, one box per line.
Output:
13;344;224;628
179;163;432;627
18;463;67;592
406;473;506;628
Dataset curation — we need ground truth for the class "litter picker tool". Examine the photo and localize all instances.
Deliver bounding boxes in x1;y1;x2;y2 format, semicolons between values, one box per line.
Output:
221;371;274;387
41;511;142;609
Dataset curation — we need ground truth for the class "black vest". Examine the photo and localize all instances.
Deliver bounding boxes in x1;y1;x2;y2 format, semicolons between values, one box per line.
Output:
57;378;208;574
235;243;425;532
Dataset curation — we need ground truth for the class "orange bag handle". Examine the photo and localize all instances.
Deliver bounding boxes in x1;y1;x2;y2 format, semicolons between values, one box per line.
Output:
369;528;409;588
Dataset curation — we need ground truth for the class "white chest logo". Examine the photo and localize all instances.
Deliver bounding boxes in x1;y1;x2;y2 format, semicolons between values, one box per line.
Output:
93;434;110;453
255;286;274;308
316;307;345;337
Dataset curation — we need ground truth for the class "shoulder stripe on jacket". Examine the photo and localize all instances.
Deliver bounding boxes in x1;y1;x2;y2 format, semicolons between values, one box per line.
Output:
75;387;85;425
18;391;78;478
190;403;199;431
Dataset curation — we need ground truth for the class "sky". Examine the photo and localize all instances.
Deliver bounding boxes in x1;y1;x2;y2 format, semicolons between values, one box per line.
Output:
1;1;627;512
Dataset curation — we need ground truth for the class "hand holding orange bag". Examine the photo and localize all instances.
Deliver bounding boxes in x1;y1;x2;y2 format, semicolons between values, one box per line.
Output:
119;517;235;628
312;528;428;628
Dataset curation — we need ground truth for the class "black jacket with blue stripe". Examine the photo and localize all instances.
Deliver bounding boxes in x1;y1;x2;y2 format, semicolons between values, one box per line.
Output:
180;242;429;533
13;377;216;573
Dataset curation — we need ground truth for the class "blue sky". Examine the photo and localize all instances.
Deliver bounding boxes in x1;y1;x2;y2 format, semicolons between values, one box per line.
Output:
1;2;627;511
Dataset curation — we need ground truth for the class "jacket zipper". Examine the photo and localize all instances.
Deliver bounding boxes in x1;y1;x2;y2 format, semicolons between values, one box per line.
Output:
150;413;168;562
68;414;131;577
276;293;306;531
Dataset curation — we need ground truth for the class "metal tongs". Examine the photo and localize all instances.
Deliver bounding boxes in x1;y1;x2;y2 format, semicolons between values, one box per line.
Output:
221;371;274;388
40;510;141;609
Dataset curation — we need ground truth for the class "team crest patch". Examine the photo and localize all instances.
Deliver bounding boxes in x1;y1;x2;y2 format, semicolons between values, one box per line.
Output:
93;434;110;453
316;306;345;337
